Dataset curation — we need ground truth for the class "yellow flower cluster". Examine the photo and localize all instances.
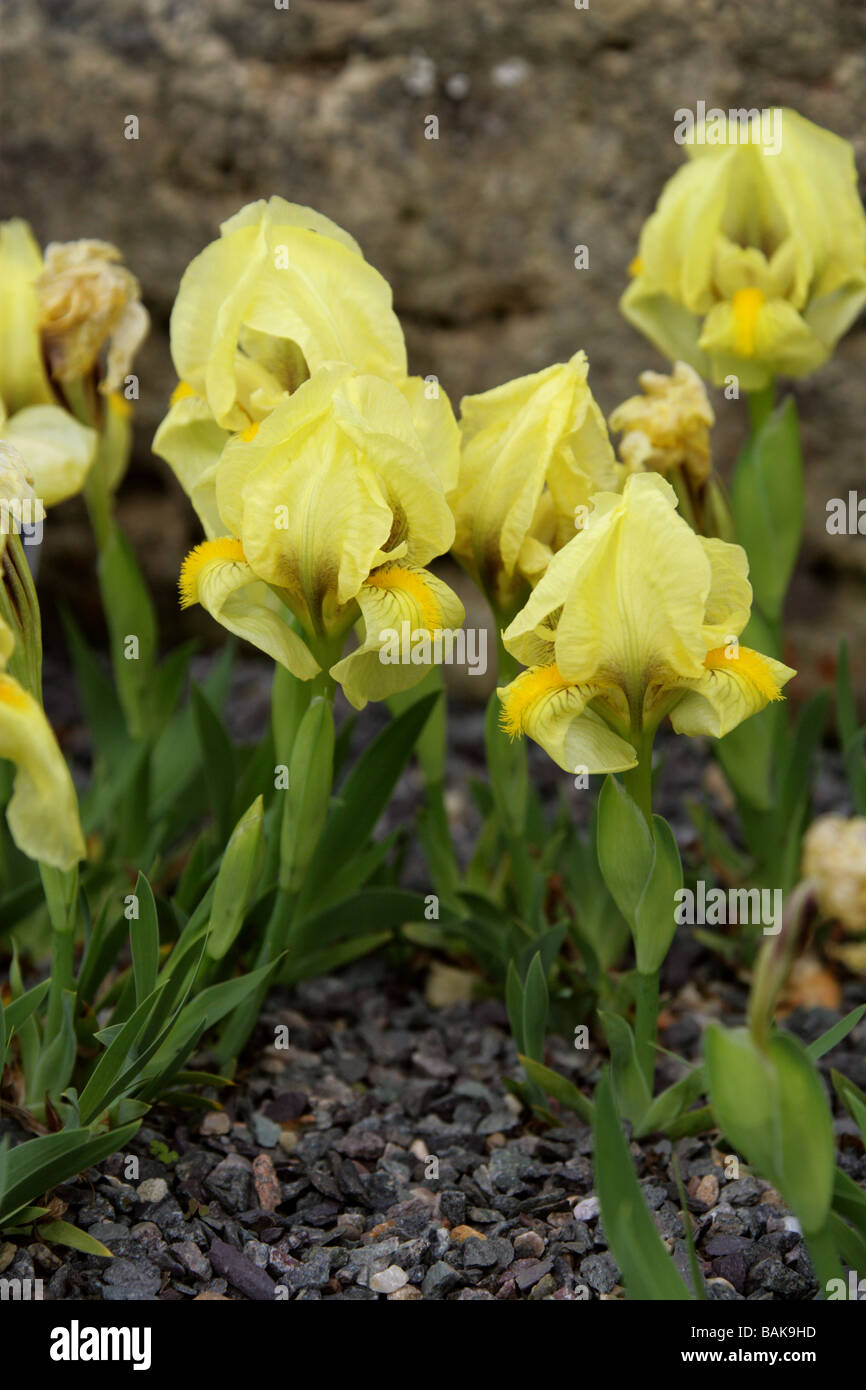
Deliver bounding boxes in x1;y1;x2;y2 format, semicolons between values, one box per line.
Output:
159;193;799;752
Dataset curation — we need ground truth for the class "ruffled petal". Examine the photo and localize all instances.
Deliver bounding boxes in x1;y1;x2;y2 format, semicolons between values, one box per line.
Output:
399;375;460;496
699;537;752;647
552;472;710;686
179;538;321;680
217;366;453;632
670;645;795;738
170;200;407;430
453;353;615;600
498;663;637;774
330;564;465;710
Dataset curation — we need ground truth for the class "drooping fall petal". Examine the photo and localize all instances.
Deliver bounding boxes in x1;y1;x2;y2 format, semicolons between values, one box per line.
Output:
0;671;85;870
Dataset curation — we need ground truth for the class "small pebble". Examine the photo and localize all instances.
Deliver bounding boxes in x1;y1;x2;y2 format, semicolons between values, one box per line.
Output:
137;1178;168;1204
572;1196;600;1222
200;1112;231;1136
369;1265;409;1294
513;1231;545;1258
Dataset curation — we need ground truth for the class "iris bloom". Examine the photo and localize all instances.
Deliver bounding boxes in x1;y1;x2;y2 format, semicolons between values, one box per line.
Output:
621;110;866;389
155;197;459;522
0;445;85;869
498;472;794;772
451;352;619;612
0;219;145;503
177;364;464;709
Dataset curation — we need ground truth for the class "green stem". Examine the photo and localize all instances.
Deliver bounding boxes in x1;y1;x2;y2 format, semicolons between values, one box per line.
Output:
39;863;78;1038
621;726;660;1095
746;380;775;434
487;610;535;918
621;728;654;827
634;968;659;1097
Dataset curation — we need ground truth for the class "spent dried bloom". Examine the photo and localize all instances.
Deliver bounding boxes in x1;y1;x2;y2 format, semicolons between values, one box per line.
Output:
609;361;714;487
802;814;866;933
37;239;149;393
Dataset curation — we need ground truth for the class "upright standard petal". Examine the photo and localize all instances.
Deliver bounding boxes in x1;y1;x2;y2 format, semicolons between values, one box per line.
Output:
549;473;711;693
216;367;454;634
453;352;618;606
500;469;791;767
0;219;54;413
170;199;407;431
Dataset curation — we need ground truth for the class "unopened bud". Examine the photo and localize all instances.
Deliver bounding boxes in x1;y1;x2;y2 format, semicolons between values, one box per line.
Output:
206;795;266;959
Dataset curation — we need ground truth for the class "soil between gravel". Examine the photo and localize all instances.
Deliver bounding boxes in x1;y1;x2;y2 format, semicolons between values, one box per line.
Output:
3;953;865;1303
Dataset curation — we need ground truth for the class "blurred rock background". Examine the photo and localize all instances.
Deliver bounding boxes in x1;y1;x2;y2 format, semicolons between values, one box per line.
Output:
1;0;865;703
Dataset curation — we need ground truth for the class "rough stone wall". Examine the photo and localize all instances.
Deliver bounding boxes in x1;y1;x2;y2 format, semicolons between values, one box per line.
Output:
1;0;864;697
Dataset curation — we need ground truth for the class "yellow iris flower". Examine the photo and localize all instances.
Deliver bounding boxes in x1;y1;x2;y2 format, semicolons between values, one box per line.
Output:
498;472;794;773
621;110;866;389
169;196;407;432
177;363;464;709
451;351;619;612
154;197;459;527
0;445;85;870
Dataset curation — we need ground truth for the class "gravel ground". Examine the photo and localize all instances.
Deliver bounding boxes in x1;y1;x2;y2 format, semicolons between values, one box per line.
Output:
9;650;861;1301
3;954;864;1303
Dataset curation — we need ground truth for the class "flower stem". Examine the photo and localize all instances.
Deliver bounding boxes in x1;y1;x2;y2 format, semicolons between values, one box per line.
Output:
621;727;659;1095
489;621;534;917
746;381;775;434
39;863;78;1038
621;728;655;827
